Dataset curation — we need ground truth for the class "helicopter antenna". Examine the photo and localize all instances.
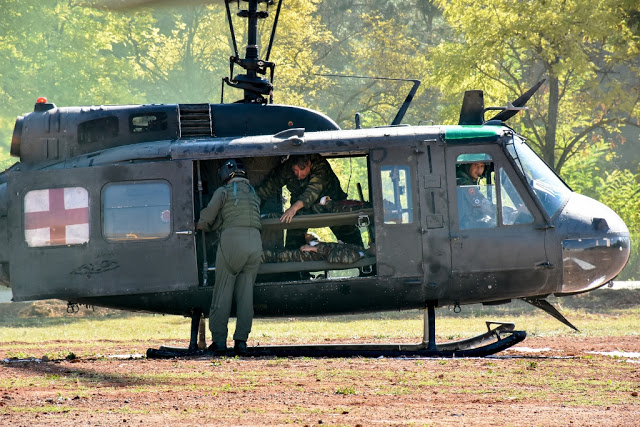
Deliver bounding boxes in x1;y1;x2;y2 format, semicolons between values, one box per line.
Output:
458;79;546;125
317;74;421;126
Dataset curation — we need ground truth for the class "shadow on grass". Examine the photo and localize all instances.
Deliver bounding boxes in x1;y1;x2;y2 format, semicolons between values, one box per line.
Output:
2;359;169;388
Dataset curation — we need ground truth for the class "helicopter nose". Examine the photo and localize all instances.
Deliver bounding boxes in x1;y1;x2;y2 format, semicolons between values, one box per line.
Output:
556;193;630;295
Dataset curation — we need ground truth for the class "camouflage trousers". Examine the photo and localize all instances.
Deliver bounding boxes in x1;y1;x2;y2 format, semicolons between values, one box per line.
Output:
263;242;366;264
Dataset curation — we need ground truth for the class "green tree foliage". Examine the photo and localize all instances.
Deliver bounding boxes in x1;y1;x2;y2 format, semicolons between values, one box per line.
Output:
596;169;640;279
0;1;149;108
120;5;229;103
0;145;13;171
311;1;440;128
430;0;640;173
0;0;155;156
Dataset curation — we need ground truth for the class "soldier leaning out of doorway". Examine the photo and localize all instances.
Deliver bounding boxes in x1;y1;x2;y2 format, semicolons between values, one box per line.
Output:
196;159;262;355
256;154;363;249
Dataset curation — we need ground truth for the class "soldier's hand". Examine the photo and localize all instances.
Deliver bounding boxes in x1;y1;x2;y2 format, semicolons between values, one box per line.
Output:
280;206;297;223
280;201;304;223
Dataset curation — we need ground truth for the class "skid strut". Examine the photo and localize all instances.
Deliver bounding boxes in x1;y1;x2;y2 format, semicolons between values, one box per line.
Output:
147;303;526;358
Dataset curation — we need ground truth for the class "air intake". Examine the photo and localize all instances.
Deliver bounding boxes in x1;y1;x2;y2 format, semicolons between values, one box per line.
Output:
178;104;213;138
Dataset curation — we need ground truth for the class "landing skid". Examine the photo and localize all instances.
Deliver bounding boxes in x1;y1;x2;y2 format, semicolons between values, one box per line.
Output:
146;304;526;359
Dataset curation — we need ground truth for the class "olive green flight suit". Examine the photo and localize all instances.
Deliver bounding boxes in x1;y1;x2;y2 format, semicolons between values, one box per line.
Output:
455;167;495;228
198;177;262;347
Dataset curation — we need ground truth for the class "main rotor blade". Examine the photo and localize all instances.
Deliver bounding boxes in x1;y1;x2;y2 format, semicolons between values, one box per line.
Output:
86;0;224;10
489;79;546;123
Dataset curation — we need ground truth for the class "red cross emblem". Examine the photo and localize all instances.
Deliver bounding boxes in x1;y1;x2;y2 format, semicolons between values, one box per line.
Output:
24;187;89;247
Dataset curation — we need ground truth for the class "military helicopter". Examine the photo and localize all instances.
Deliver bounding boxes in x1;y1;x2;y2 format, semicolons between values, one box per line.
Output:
0;0;631;358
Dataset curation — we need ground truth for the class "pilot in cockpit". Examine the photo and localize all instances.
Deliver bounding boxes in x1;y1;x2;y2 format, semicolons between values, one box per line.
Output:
456;156;497;229
456;162;487;186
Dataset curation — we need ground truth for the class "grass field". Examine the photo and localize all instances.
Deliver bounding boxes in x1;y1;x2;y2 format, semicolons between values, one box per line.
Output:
0;288;638;360
0;288;639;426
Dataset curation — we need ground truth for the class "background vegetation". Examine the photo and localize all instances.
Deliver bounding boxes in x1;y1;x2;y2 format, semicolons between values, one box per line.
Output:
1;0;639;276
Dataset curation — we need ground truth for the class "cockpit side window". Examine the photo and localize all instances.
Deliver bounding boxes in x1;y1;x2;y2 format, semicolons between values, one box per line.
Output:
381;165;414;224
455;153;534;229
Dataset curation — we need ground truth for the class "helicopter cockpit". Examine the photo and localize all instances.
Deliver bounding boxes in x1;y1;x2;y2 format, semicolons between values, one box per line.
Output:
454;152;534;230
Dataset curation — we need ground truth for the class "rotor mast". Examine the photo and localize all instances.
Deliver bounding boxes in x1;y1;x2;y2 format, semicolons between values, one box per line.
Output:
223;0;278;104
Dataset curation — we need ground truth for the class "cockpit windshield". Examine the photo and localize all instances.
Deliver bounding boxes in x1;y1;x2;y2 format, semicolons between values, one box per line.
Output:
506;135;571;219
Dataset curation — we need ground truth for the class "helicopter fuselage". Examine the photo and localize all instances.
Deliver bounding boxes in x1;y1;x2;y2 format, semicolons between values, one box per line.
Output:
0;102;630;319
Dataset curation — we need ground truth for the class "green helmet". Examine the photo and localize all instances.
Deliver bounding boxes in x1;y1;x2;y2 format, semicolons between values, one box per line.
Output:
456;153;493;163
218;159;246;183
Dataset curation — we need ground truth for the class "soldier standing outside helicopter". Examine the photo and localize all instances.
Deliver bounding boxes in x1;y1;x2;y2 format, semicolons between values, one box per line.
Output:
196;159;262;355
256;154;363;249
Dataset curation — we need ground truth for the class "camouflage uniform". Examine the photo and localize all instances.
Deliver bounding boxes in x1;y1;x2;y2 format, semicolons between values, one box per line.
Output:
256;154;363;248
198;177;262;348
262;242;367;264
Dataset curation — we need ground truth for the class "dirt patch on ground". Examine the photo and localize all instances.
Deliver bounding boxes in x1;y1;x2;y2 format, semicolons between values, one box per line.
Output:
1;336;639;426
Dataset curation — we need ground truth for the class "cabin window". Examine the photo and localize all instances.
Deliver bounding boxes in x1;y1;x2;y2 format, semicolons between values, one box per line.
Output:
78;116;119;145
102;181;171;242
381;165;413;224
23;187;89;247
129;112;168;133
455;154;497;229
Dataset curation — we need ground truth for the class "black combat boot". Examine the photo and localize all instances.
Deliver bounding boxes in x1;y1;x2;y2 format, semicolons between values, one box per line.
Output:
234;340;248;355
208;342;227;353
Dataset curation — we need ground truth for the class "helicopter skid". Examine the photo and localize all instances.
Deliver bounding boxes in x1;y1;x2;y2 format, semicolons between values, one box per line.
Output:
146;321;525;359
